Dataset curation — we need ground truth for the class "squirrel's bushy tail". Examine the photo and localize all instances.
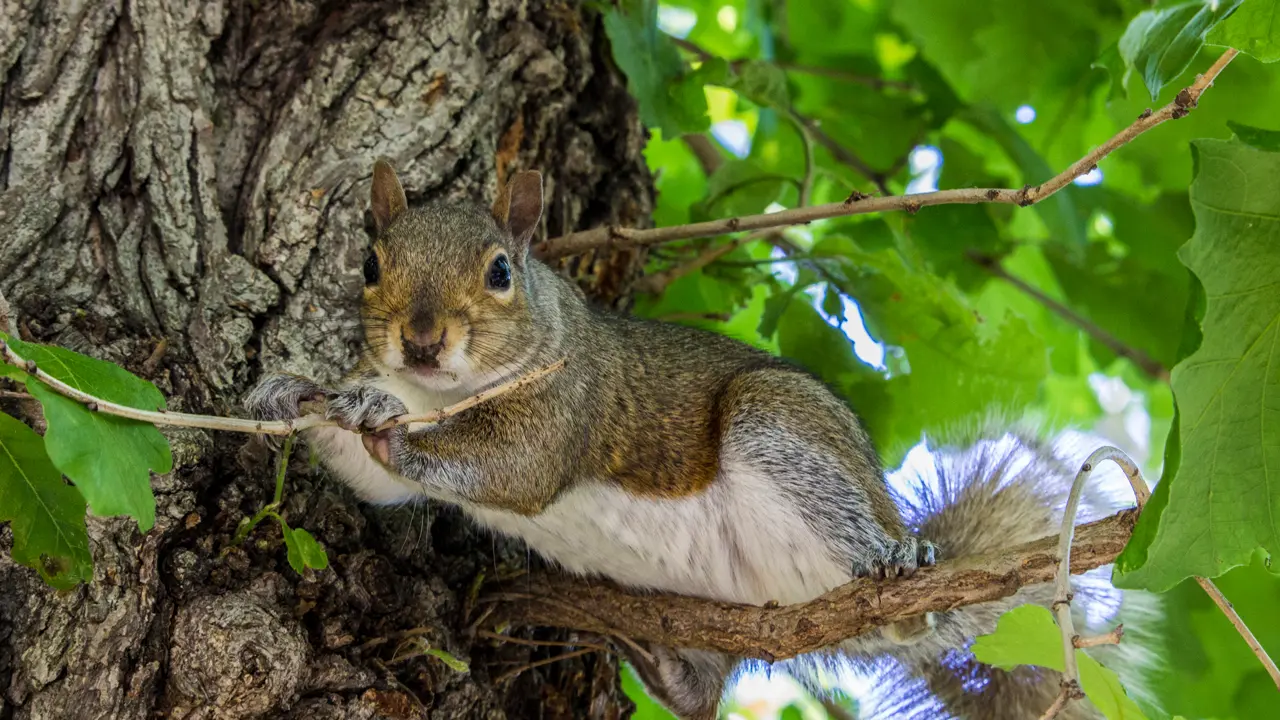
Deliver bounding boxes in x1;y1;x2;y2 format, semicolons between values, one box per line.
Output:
779;422;1164;720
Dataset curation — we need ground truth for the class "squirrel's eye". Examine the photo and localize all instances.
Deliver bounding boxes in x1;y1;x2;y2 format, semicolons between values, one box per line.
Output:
362;251;380;285
487;254;511;291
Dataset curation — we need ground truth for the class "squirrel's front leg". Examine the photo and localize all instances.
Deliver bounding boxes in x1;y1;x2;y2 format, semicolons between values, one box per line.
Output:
244;373;331;448
326;383;565;515
323;384;409;466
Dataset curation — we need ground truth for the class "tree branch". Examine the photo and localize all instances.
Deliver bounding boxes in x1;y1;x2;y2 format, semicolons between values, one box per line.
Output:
969;251;1170;382
0;337;564;437
482;510;1139;660
1195;576;1280;691
534;49;1239;260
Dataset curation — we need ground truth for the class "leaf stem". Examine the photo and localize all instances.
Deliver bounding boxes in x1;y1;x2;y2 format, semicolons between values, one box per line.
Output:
273;434;295;506
534;49;1239;260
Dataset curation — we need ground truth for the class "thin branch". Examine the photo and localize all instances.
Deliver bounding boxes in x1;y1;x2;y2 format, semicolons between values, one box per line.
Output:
0;337;564;437
492;647;597;685
773;61;916;92
1195;576;1280;691
787;110;889;195
681;134;724;175
970;251;1170;382
1074;625;1124;648
476;630;609;653
1046;443;1280;720
634;230;776;295
670;36;889;193
373;359;565;430
1037;689;1071;720
534;49;1238;260
1046;448;1139;717
483;510;1138;660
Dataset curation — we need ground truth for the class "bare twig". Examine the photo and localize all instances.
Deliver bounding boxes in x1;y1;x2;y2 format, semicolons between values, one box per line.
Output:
970;252;1170;382
1195;576;1280;691
535;49;1238;260
773;61;916;92
1074;625;1124;648
492;647;597;685
476;630;609;653
0;337;564;437
681;134;724;175
1037;689;1072;720
483;510;1138;659
635;229;777;295
787;110;889;195
373;359;566;431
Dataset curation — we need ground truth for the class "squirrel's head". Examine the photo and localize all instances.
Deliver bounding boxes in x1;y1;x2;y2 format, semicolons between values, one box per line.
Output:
359;158;544;392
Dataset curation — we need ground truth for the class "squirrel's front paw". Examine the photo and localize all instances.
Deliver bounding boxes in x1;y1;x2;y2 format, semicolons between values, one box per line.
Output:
856;537;937;580
245;374;328;422
325;385;409;467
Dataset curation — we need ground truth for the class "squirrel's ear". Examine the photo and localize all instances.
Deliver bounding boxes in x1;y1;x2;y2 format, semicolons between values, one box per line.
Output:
370;158;407;234
492;170;543;248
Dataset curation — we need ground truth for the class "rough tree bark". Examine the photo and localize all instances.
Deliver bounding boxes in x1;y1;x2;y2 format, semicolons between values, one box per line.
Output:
0;0;653;718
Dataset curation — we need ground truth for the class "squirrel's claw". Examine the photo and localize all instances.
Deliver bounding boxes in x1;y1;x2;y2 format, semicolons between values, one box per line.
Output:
855;537;938;581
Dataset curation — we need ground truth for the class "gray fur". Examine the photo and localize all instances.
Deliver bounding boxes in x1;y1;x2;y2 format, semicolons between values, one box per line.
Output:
245;177;1163;720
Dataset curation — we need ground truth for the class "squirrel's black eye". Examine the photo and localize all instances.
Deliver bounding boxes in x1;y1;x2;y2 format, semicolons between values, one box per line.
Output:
362;251;380;285
487;254;511;291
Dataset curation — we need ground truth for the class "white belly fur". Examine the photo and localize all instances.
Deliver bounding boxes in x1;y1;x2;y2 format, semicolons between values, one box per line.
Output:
312;371;850;606
468;461;850;605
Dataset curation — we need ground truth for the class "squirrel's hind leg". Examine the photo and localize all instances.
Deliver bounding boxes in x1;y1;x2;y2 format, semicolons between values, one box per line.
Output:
614;641;734;720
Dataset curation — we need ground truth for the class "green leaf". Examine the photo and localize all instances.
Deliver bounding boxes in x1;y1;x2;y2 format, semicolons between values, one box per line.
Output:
279;519;328;573
604;0;709;137
425;647;470;673
1228;120;1280;151
730;60;790;109
0;411;93;589
973;605;1149;720
1118;0;1244;102
1115;137;1280;592
3;335;172;532
1207;0;1280;63
291;528;329;570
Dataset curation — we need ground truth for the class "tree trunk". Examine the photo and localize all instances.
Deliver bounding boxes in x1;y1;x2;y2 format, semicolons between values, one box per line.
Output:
0;0;652;717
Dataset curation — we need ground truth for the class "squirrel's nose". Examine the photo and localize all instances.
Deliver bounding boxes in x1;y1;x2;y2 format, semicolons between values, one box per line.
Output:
401;325;447;361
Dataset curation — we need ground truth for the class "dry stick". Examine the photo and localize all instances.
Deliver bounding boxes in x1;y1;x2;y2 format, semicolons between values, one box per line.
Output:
476;629;609;653
634;229;778;295
0;337;564;437
787;109;889;195
1074;625;1124;649
492;647;597;685
535;48;1240;261
484;510;1139;660
970;252;1170;382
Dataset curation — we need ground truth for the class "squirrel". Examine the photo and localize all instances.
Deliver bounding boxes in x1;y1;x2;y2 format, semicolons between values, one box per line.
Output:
245;159;1161;720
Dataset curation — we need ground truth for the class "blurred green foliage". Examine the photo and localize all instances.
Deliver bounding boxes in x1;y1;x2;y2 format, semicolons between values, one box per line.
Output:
608;0;1280;717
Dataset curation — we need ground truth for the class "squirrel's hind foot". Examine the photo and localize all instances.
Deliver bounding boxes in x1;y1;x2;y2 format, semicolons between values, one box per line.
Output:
855;537;937;580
